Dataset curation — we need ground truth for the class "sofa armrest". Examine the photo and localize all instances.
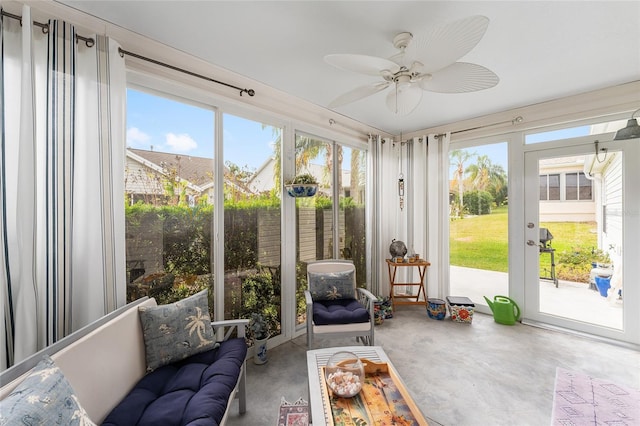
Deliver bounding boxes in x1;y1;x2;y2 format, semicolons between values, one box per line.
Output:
212;319;249;341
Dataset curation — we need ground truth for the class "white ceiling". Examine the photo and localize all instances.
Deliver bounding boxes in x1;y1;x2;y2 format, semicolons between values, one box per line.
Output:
54;1;639;135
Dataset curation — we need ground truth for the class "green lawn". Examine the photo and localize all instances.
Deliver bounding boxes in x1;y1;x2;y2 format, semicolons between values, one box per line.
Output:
449;206;597;281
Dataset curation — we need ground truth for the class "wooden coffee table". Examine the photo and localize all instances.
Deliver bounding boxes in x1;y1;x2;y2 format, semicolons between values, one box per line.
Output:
306;346;428;425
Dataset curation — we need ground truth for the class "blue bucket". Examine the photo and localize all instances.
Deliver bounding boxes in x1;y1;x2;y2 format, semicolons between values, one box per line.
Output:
594;276;611;297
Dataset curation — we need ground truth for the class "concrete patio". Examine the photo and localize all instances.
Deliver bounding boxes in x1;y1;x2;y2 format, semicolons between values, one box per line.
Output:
450;266;623;330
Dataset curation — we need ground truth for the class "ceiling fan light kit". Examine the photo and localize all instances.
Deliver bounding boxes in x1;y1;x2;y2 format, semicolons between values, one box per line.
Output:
325;15;499;116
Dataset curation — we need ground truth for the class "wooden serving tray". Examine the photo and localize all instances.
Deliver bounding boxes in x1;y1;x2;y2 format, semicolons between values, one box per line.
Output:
320;359;429;426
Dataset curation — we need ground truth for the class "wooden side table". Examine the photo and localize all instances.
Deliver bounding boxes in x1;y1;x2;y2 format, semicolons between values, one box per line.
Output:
386;259;431;310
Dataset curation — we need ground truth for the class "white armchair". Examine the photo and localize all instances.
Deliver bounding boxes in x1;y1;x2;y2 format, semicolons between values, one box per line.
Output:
304;260;376;348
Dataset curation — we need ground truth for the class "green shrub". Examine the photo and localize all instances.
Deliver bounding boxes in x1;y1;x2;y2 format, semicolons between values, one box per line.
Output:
557;246;610;283
463;190;493;215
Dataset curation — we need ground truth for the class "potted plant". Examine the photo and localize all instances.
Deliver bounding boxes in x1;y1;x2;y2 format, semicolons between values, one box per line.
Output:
250;313;269;364
284;173;318;197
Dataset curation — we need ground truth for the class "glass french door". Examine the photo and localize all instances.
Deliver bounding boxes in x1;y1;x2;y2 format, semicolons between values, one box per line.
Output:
523;138;639;344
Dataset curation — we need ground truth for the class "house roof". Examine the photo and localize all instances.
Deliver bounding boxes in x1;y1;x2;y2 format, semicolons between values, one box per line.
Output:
129;148;254;195
129;148;213;187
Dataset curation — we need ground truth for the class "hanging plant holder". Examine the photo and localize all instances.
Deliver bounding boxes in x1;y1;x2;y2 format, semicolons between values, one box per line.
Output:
285;173;318;197
285;183;318;198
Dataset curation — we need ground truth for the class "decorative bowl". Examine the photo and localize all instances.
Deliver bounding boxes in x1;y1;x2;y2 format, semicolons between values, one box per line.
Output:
285;184;318;197
325;351;364;398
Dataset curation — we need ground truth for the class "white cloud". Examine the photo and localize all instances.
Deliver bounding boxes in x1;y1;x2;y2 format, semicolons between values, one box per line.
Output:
166;133;198;152
126;127;150;148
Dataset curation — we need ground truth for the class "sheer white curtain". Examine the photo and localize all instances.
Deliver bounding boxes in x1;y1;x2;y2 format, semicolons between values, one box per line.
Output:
426;133;451;298
1;5;126;369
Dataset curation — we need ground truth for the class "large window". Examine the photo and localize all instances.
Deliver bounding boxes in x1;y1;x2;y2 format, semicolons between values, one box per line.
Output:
223;113;282;340
124;88;368;342
294;134;367;326
124;89;215;313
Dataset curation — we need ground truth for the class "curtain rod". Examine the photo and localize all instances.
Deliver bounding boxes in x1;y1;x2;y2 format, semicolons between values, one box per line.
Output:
1;10;95;47
434;115;524;139
118;48;255;98
386;115;524;145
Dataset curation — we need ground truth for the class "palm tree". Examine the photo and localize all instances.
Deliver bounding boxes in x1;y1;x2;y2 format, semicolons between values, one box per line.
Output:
466;154;493;191
467;155;507;195
487;163;508;206
186;306;213;347
267;129;323;194
450;149;475;216
350;149;365;204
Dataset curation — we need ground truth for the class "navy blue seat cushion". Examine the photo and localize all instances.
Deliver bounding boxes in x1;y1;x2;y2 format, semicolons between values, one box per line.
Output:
102;337;247;426
313;299;370;325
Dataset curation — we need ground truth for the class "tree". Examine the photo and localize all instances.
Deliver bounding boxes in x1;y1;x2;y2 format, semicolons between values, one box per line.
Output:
450;149;475;217
466;155;507;206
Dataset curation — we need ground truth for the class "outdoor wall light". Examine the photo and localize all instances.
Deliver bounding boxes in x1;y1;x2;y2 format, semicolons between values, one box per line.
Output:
613;107;640;140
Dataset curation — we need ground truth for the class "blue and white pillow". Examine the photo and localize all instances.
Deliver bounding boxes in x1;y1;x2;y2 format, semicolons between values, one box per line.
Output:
308;270;356;301
0;355;95;425
139;290;217;372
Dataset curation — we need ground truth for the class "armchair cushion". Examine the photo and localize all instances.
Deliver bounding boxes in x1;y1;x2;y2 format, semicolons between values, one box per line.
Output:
312;299;370;325
308;270;356;301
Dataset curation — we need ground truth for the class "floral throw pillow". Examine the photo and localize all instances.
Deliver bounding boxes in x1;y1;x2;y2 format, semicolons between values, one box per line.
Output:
0;355;95;425
308;270;356;301
138;290;217;372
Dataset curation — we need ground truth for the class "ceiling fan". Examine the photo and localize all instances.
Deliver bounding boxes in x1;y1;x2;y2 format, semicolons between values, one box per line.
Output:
325;15;499;116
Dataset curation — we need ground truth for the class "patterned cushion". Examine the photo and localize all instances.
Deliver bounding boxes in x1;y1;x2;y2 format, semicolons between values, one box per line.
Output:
139;290;217;372
312;299;370;325
308;270;356;301
0;355;95;425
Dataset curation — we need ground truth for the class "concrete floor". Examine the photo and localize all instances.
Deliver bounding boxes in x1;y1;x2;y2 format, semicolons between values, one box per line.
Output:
226;307;639;426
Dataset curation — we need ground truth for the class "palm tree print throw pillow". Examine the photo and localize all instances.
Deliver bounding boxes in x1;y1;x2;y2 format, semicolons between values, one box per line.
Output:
138;290;217;371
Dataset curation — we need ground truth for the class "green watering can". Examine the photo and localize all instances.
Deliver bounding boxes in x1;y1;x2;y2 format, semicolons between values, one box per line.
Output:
483;295;521;325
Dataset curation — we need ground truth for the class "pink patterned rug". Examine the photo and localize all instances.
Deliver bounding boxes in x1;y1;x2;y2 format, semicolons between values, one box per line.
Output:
552;367;640;425
277;397;309;426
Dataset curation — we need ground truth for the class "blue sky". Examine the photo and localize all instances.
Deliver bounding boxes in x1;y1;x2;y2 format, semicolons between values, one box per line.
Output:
126;89;276;171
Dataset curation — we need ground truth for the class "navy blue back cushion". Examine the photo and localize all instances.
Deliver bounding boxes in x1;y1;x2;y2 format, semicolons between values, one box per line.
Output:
102;337;247;426
313;299;369;325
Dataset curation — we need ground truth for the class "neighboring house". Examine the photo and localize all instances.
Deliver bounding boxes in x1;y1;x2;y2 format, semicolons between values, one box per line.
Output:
125;148;252;205
539;156;595;222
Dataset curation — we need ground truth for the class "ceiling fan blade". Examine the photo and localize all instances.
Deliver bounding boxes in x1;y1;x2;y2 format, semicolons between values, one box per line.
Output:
420;62;499;93
328;81;391;108
407;15;490;73
385;83;423;115
325;54;400;76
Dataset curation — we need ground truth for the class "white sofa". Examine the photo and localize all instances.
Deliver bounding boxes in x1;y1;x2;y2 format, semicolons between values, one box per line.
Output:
0;297;248;425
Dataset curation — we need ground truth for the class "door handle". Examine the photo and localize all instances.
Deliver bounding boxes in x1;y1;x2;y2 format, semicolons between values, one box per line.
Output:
527;240;537;246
